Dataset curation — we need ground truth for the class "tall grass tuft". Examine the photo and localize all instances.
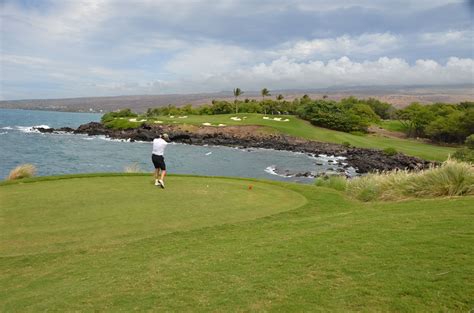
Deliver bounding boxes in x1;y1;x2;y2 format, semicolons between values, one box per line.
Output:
124;163;142;173
7;164;37;180
346;159;473;201
314;175;347;191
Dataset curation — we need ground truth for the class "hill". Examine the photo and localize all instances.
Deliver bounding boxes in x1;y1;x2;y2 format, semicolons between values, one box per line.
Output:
1;85;472;112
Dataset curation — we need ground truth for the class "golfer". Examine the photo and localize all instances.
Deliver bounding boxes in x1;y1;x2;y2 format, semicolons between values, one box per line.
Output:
152;133;169;188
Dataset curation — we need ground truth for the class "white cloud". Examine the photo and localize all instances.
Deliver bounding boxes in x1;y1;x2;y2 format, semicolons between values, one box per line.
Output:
277;33;400;60
190;56;474;92
419;30;473;46
165;44;256;78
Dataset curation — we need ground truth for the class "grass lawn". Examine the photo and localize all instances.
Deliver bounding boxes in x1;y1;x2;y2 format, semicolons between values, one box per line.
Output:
138;113;456;161
379;120;408;133
1;174;473;311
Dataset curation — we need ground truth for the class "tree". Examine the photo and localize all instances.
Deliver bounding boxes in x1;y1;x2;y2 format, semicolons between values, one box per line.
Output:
396;103;435;137
233;88;243;114
261;88;271;115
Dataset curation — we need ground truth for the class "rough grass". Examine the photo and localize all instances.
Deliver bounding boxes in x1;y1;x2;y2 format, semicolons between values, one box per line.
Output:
346;159;474;201
141;114;456;161
1;174;472;311
6;164;36;180
314;174;347;191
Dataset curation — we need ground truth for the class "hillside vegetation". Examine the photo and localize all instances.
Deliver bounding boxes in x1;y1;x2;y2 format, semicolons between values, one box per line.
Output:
104;112;456;161
1;174;472;311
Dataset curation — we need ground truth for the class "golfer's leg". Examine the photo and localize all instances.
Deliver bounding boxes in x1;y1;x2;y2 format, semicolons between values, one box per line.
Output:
154;168;160;180
160;170;166;181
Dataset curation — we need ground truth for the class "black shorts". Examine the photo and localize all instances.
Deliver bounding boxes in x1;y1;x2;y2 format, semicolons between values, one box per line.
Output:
152;154;166;170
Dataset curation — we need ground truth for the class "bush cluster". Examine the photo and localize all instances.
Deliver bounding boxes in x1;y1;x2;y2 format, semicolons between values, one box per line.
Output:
7;164;37;180
316;160;474;201
396;102;474;144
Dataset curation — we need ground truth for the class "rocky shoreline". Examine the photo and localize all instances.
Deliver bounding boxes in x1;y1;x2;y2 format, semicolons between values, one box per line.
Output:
37;122;432;174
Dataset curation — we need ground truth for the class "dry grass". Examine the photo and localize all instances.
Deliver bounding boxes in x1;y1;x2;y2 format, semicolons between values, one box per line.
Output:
124;163;142;173
7;164;37;180
329;159;473;201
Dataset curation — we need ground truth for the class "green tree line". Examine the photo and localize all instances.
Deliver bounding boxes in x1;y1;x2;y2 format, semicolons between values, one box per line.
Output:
103;88;473;145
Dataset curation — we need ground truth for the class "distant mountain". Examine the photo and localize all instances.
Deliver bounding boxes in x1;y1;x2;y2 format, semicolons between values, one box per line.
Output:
1;85;472;113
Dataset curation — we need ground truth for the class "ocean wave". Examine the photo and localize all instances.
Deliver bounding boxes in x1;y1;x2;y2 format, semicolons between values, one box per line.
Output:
1;126;13;130
97;135;131;142
264;165;293;178
15;125;51;133
0;131;7;135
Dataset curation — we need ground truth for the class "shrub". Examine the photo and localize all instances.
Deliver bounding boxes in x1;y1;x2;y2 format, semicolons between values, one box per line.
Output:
383;147;398;156
465;134;474;150
124;163;142;173
314;174;347;191
104;119;143;130
101;108;138;123
7;164;37;180
346;159;474;201
341;141;352;148
452;148;474;163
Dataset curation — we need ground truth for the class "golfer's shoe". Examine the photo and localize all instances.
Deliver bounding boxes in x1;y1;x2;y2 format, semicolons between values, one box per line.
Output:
154;180;160;186
158;179;165;188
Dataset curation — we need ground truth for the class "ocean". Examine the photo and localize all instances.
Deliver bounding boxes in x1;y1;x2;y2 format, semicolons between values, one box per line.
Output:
0;109;354;182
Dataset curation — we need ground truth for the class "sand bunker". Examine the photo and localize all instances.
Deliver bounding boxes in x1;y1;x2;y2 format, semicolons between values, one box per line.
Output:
262;116;290;122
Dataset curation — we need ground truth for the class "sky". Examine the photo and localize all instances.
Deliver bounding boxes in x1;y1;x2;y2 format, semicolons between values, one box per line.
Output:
0;0;473;100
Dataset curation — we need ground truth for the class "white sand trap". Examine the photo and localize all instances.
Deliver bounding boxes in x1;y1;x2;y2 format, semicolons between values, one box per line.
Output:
202;122;212;126
283;119;290;122
178;116;188;119
273;117;282;121
263;116;270;120
169;116;175;118
243;116;248;119
128;118;137;122
138;119;147;122
154;121;163;124
230;117;242;121
218;124;226;127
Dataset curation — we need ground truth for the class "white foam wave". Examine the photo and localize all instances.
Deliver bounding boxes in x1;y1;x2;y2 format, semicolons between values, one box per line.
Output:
0;131;7;135
15;125;51;133
97;135;131;142
1;126;13;130
264;165;291;178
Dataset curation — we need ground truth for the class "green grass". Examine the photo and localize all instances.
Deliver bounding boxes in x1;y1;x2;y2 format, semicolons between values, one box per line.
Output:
379;120;408;133
1;174;473;311
143;113;456;161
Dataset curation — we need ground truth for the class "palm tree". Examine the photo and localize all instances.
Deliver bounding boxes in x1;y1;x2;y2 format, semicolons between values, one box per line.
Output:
276;94;284;114
261;88;271;115
233;88;243;114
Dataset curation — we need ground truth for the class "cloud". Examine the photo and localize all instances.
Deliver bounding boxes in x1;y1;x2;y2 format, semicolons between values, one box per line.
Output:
277;33;400;60
0;0;473;99
177;56;474;93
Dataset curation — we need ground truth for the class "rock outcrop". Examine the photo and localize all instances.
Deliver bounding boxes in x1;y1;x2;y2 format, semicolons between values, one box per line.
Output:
36;123;432;174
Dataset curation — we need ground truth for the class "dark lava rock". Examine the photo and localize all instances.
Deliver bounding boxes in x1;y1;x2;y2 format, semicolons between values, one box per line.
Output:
38;122;433;174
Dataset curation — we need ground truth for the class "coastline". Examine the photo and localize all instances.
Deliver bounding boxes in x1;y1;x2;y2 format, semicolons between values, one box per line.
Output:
37;122;432;174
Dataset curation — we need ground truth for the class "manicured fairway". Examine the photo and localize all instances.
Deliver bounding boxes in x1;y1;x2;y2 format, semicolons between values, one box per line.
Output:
1;174;473;311
145;114;456;161
1;175;305;256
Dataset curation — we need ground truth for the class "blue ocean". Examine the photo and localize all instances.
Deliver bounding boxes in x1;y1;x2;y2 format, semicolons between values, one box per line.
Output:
0;109;352;182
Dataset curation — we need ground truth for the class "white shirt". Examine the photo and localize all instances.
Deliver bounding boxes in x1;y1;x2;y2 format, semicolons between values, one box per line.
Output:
152;138;168;156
